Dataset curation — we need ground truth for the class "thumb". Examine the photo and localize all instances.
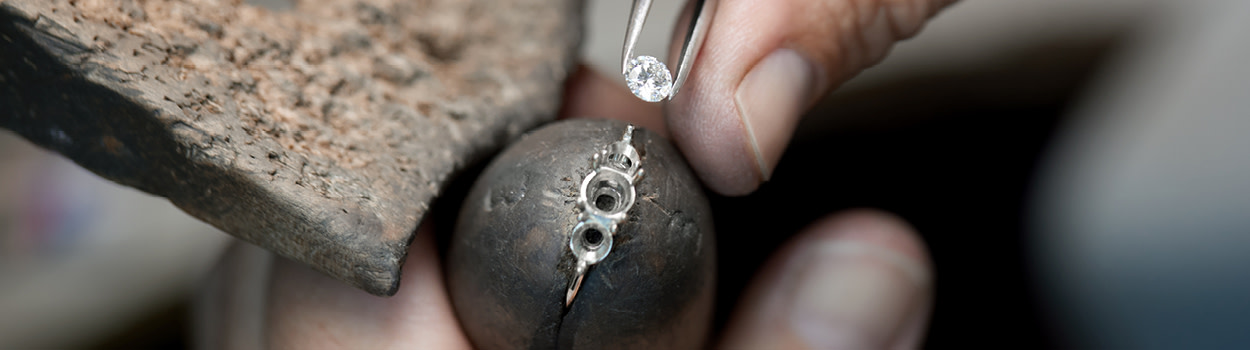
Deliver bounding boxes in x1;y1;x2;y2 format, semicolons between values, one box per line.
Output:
720;210;933;349
666;0;956;195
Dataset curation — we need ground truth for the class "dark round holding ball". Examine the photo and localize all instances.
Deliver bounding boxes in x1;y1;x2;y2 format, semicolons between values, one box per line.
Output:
447;119;716;349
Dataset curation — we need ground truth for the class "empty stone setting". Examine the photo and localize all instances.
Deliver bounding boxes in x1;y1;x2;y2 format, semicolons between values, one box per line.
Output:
625;56;673;102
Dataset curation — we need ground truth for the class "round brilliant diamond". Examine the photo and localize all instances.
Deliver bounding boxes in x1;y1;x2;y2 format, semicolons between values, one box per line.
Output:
625;56;673;102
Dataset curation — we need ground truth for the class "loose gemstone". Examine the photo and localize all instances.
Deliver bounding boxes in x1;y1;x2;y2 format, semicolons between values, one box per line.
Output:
625;56;673;102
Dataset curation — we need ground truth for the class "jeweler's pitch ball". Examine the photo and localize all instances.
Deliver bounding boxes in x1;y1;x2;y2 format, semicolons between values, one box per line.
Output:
447;119;716;349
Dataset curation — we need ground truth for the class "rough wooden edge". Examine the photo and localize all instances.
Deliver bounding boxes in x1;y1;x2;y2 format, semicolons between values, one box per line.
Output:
0;0;581;295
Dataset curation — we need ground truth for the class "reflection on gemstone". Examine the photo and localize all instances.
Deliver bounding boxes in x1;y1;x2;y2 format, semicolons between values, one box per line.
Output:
625;56;673;102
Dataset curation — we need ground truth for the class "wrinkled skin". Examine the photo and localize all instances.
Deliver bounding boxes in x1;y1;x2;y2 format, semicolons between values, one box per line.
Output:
196;0;954;347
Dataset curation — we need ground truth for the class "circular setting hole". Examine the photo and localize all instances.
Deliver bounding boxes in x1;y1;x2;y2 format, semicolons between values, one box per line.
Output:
591;178;628;214
594;194;617;211
584;228;603;246
570;222;613;264
609;153;632;170
581;170;636;217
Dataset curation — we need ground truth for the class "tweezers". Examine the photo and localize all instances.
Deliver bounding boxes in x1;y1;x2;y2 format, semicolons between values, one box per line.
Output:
621;0;716;101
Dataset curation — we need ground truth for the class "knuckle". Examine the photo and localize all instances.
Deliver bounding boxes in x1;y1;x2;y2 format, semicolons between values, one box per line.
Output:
883;0;941;39
802;0;945;78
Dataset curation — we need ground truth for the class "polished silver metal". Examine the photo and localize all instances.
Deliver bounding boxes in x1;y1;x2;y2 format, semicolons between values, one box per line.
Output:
566;125;644;307
622;0;717;100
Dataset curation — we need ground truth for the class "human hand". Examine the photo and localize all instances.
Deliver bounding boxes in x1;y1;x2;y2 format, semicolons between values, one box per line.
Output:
567;0;957;196
197;0;948;347
564;0;953;345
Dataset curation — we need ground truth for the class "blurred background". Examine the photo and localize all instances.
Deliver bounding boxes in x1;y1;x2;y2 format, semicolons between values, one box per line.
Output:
3;0;1250;348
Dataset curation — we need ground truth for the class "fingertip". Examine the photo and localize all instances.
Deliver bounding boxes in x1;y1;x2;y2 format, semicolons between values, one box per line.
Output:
721;210;933;349
733;48;821;182
667;86;764;196
810;209;931;269
663;0;956;197
665;0;814;196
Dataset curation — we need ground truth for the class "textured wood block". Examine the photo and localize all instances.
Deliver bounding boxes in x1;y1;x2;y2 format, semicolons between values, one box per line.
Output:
0;0;580;295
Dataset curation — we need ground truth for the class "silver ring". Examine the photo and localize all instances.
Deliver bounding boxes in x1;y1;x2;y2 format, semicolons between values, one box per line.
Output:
566;125;645;307
622;0;717;102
